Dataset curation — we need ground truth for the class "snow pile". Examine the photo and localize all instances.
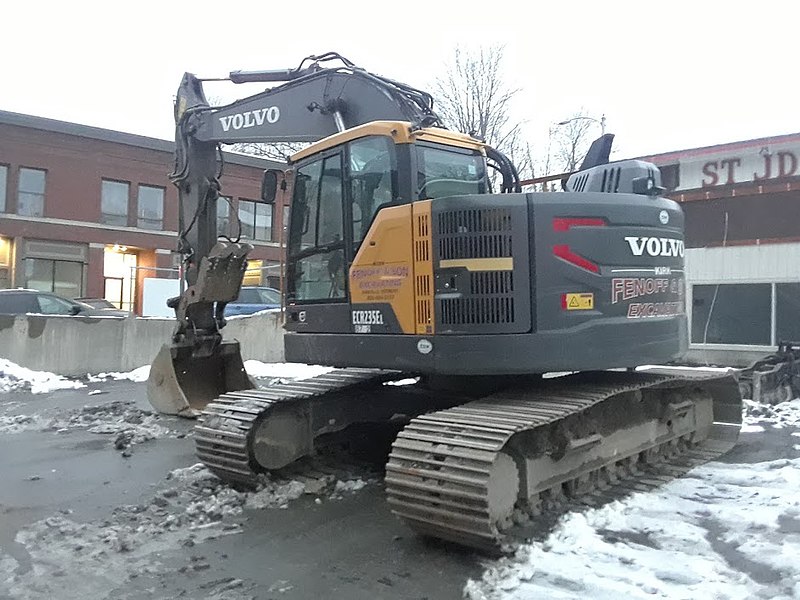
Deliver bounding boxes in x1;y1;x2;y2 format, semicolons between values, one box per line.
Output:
168;464;370;513
244;474;371;508
0;358;84;394
465;458;800;599
743;398;800;430
244;360;334;381
0;414;46;434
245;480;307;510
333;478;368;495
45;400;171;451
87;365;150;383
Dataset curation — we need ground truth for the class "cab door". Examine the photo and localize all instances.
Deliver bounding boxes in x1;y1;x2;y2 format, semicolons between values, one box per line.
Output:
284;149;351;333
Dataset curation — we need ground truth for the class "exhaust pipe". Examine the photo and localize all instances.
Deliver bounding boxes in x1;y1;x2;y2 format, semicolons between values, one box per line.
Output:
147;340;256;418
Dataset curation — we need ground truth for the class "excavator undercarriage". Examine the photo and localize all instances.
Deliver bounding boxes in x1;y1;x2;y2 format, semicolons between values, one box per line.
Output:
193;368;741;551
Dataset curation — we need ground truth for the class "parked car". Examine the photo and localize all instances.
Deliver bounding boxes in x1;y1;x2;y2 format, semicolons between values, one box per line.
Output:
224;286;281;317
0;289;129;317
75;297;120;310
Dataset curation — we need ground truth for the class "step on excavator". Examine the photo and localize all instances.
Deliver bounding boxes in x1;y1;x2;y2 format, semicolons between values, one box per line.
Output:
147;53;742;550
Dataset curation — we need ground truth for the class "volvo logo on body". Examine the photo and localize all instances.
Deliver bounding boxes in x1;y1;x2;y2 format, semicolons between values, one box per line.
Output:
219;107;280;132
658;210;669;225
625;236;684;258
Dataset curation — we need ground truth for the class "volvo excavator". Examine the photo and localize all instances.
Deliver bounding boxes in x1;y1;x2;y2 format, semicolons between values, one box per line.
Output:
147;52;742;550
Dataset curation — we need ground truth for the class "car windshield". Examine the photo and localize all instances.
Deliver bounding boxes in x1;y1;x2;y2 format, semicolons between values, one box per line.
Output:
238;288;281;304
256;288;281;304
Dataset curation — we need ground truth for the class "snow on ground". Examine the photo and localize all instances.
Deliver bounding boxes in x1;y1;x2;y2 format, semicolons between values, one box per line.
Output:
86;365;150;383
244;360;334;381
636;364;737;374
1;462;372;599
466;398;800;600
0;358;84;394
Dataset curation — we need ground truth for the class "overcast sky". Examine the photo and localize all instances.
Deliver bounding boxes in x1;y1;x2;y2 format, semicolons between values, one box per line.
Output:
2;1;798;163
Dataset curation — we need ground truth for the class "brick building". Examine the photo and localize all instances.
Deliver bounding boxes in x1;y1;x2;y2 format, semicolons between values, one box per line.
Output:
642;132;800;364
0;110;284;314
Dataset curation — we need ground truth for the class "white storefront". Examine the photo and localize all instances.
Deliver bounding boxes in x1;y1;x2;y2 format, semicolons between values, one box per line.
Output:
644;133;800;367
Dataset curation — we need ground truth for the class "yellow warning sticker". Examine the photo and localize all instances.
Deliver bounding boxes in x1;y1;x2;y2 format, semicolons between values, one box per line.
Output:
565;293;594;310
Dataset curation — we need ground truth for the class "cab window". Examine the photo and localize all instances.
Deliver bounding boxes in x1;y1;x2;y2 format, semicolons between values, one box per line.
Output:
416;143;487;199
348;136;396;247
287;154;346;302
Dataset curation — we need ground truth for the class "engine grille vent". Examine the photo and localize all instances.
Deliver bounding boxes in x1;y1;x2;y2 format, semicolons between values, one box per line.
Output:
414;209;434;335
470;270;514;296
438;208;513;260
571;173;589;192
433;201;531;335
600;167;622;193
440;296;515;325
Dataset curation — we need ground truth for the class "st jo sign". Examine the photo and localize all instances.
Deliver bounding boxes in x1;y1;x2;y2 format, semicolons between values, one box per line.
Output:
676;140;800;191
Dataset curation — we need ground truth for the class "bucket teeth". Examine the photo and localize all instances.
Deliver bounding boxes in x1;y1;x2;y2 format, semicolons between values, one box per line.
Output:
146;341;255;416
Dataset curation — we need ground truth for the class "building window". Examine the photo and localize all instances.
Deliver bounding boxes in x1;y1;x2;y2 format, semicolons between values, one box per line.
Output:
101;180;129;226
137;185;164;230
18;168;46;217
218;196;231;237
776;283;800;343
691;283;772;345
23;258;85;298
0;165;7;212
238;199;272;241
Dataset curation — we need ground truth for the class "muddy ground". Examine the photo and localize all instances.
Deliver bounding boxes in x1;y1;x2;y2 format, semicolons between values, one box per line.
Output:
0;380;479;600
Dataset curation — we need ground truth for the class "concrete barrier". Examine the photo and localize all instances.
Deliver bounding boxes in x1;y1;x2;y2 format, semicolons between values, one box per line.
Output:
0;311;285;376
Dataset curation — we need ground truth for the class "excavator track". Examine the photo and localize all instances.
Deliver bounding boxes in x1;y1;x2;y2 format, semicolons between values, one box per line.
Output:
195;368;400;487
385;370;741;551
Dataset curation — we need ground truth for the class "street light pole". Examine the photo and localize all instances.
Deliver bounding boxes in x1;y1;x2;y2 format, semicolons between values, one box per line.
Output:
557;114;606;135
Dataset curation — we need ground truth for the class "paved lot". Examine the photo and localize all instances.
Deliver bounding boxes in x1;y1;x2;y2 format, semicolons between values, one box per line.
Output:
1;377;798;599
0;381;480;600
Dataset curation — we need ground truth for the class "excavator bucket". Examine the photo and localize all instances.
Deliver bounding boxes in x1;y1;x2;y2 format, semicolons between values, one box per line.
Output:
147;340;256;418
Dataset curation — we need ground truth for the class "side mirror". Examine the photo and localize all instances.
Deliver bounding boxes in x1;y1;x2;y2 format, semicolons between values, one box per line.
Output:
261;169;280;204
69;304;82;316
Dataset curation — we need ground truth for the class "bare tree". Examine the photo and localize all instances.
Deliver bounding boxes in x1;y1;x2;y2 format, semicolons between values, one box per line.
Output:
224;141;307;163
432;45;534;180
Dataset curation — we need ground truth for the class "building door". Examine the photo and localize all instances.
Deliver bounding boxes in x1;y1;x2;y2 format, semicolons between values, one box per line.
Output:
104;277;124;308
0;237;11;289
103;247;138;312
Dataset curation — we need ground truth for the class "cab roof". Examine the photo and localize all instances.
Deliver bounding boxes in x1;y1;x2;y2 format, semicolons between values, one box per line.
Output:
289;121;485;163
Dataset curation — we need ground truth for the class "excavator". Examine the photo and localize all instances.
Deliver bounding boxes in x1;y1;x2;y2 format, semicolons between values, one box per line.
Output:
147;52;742;550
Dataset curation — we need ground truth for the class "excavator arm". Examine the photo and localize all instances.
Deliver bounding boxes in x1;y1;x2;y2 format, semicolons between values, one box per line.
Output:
148;53;456;416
